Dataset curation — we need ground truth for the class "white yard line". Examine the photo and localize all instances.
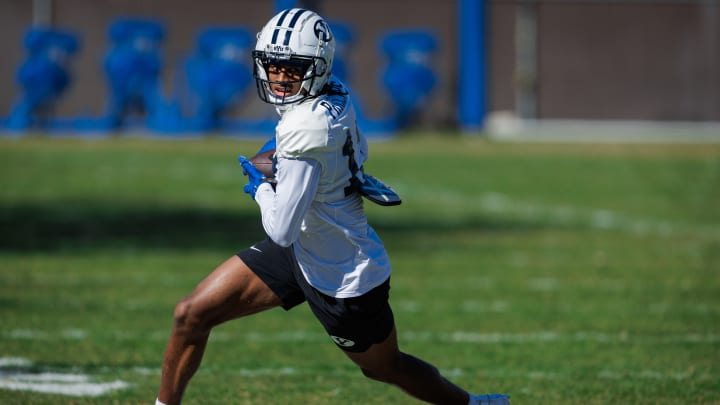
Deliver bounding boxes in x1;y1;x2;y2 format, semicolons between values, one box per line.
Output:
0;358;130;397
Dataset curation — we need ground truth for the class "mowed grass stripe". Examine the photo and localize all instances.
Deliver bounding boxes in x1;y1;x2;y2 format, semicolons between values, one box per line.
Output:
5;328;719;344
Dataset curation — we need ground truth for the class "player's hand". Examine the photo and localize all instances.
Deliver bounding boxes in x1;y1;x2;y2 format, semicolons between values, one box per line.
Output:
256;136;276;155
238;155;266;199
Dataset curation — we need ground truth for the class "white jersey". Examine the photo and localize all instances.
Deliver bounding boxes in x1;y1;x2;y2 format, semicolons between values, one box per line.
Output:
253;79;391;298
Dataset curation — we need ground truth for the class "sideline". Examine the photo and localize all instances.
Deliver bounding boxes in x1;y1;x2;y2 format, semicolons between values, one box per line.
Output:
485;116;720;144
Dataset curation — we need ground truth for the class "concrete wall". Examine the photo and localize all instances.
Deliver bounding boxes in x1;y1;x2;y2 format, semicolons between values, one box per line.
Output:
536;2;719;121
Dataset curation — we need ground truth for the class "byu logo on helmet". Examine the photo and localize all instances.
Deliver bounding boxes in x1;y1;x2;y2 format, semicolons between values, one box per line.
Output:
314;20;332;42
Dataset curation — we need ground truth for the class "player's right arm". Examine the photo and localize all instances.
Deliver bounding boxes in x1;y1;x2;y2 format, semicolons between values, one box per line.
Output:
254;157;320;247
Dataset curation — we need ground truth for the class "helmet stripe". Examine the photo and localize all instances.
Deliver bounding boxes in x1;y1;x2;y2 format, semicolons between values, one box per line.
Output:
271;9;292;45
271;9;308;45
276;9;291;27
282;30;292;45
282;9;307;45
287;9;308;29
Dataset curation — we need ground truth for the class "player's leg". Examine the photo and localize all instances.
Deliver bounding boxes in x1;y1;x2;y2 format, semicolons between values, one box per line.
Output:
306;277;509;405
157;255;282;405
301;276;469;404
344;325;470;405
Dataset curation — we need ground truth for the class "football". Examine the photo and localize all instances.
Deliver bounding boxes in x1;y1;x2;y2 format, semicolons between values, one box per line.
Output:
250;148;275;179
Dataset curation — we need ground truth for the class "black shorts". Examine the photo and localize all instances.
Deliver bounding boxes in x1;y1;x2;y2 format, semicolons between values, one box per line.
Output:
237;238;394;353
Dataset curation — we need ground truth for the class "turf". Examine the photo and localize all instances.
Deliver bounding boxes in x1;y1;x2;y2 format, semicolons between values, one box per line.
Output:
0;134;718;404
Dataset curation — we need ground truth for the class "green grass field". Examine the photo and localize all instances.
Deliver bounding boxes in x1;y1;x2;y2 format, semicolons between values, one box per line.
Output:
1;134;719;404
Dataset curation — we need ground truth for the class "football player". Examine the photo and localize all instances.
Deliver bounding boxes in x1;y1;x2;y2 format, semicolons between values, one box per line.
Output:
156;8;509;405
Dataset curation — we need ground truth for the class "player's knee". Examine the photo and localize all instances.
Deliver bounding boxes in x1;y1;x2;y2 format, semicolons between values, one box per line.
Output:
172;297;192;328
172;296;206;335
359;352;426;384
360;366;389;383
359;358;403;384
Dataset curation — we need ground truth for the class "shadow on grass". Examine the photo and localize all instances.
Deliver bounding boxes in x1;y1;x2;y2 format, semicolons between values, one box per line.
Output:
0;201;543;252
1;201;266;252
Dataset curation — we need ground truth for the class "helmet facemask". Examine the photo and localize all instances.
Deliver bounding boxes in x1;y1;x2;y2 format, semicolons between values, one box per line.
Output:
253;50;328;105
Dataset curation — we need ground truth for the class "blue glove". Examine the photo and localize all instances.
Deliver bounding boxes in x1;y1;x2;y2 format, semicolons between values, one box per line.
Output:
238;155;267;199
257;136;276;155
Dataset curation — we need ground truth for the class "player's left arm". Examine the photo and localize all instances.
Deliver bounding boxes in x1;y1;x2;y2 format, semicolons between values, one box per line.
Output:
254;157;320;247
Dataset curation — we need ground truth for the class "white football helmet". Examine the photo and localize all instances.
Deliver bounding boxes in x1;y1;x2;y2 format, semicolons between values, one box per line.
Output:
253;8;335;105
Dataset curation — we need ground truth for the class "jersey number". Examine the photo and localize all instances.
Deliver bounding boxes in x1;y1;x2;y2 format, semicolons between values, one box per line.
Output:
342;128;363;196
